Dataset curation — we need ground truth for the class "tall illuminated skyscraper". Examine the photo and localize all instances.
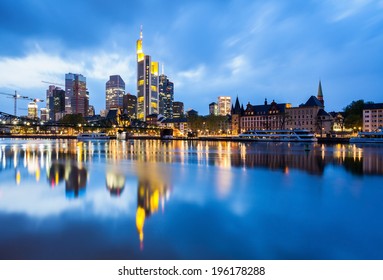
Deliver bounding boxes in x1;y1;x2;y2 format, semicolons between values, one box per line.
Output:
27;102;38;119
218;96;231;116
106;75;125;111
159;73;174;119
136;27;159;121
65;73;88;116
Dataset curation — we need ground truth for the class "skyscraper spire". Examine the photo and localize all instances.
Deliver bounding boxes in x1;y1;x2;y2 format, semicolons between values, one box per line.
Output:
136;26;144;62
161;63;165;75
317;80;324;106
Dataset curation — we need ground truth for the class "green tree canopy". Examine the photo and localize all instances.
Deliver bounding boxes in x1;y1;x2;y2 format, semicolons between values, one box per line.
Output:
343;100;373;130
59;114;86;126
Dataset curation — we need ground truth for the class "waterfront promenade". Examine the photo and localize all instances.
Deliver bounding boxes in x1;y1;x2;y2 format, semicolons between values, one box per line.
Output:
0;133;351;143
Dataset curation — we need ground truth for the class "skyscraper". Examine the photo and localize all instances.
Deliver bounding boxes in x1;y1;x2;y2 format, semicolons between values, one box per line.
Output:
159;73;174;119
65;73;88;116
27;102;38;119
209;102;218;115
106;75;125;111
46;85;65;121
123;93;137;118
136;27;159;121
173;101;184;119
218;96;231;116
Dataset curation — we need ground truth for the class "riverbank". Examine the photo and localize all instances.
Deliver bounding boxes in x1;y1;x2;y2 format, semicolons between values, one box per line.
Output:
0;133;351;143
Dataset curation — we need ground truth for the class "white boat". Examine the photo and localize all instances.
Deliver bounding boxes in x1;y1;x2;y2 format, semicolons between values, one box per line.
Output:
350;130;383;143
77;132;110;140
238;129;317;142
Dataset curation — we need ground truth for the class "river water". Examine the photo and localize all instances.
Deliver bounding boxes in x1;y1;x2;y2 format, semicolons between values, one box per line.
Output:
0;138;382;259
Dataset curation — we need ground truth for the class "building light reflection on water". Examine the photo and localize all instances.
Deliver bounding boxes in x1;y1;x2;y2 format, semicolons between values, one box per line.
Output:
2;139;383;252
2;140;383;186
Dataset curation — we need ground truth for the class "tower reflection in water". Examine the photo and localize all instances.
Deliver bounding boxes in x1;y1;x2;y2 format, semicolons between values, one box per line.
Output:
135;162;171;250
47;161;87;198
105;169;126;196
2;139;383;251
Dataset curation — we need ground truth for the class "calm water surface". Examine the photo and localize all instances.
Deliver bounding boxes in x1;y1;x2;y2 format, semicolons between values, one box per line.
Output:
0;138;382;260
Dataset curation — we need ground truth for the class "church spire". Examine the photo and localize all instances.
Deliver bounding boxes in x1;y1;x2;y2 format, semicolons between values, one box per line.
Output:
317;80;324;106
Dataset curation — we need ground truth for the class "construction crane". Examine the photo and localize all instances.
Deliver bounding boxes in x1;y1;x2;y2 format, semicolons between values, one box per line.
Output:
41;81;65;87
0;91;44;116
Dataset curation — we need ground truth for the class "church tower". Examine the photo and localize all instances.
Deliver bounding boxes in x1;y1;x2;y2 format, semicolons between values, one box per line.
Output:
317;80;324;106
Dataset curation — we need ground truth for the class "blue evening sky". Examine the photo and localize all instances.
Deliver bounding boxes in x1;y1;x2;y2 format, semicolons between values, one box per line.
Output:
0;0;382;115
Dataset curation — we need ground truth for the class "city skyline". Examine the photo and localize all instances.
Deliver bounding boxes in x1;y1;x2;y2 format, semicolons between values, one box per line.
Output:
0;0;383;115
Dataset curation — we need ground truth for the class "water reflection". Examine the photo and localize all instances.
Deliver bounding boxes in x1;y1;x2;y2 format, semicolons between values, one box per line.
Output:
0;140;382;190
1;139;383;259
106;169;125;196
42;160;88;198
135;162;171;249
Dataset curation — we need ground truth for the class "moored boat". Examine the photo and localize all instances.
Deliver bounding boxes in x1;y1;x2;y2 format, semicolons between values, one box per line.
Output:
77;132;110;140
237;129;317;142
350;130;383;143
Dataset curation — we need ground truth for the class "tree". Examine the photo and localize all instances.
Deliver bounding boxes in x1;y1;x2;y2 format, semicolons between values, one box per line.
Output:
343;100;373;130
59;114;86;126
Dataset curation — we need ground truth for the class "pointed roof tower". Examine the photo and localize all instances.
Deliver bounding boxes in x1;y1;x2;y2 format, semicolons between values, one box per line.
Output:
233;96;242;115
317;80;324;106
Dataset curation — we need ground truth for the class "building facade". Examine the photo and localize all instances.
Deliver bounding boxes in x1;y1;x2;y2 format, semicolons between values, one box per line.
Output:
51;88;66;121
240;99;291;132
106;75;125;111
173;101;184;119
27;102;38;119
158;74;174;119
136;28;159;121
65;73;88;117
363;103;383;132
218;96;231;116
231;82;333;135
46;85;65;121
209;102;218;116
123;93;137;118
285;82;332;135
40;108;48;122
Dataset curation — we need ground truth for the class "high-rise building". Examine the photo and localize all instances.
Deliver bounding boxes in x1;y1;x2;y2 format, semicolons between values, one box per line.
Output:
218;96;231;116
46;85;56;120
173;101;184;119
88;105;95;117
159;74;174;119
65;73;88;116
136;27;159;121
40;108;48;122
123;93;137;118
106;75;125;111
46;86;65;121
52;88;66;121
27;102;38;119
209;102;218;115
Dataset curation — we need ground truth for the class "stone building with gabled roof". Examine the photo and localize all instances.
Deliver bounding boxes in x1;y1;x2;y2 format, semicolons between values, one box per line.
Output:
285;81;333;135
231;81;333;135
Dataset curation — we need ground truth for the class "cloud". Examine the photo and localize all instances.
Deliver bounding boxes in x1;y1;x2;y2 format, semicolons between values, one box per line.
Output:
174;65;206;88
0;49;134;89
324;0;373;22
